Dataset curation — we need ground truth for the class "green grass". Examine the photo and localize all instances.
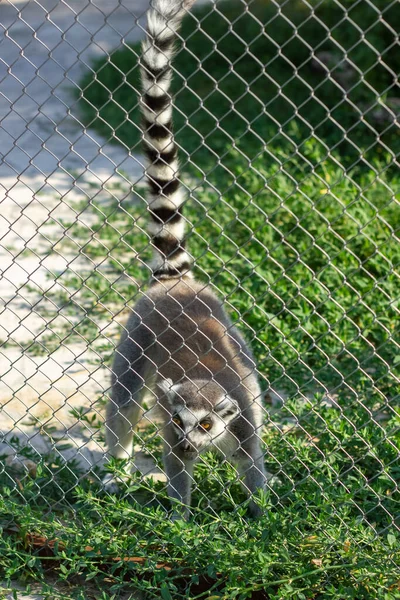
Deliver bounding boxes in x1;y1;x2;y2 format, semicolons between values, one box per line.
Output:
1;147;399;598
77;0;399;172
1;411;400;600
1;0;400;598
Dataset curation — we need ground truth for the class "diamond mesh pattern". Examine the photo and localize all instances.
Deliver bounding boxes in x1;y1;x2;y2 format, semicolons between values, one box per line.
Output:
0;0;399;591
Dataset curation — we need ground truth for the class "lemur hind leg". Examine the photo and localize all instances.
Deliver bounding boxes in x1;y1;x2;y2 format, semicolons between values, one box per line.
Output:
103;322;154;491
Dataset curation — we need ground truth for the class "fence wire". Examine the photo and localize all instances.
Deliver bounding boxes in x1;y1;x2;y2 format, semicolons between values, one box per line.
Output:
0;0;399;589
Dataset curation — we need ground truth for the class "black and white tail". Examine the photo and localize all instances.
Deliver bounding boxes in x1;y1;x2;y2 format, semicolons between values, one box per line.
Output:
140;0;195;280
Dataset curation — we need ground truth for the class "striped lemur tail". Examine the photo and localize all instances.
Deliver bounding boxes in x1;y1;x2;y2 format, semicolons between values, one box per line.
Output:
140;0;196;280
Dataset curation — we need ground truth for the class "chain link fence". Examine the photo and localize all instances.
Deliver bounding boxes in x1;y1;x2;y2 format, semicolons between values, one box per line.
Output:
0;0;399;596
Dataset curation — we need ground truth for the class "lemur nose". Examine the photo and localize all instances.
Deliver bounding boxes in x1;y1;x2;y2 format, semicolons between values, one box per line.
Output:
181;441;191;452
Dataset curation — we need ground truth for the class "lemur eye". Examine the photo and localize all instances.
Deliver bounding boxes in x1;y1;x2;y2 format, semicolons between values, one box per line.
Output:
172;416;182;427
200;420;212;431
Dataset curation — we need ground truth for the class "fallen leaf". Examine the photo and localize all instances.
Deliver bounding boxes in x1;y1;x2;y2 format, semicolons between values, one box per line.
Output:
311;558;323;567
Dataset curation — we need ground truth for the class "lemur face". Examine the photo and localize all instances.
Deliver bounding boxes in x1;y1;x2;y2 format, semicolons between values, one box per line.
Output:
158;379;239;457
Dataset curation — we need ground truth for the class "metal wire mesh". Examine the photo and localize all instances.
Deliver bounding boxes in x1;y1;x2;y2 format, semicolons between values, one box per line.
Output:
0;0;399;585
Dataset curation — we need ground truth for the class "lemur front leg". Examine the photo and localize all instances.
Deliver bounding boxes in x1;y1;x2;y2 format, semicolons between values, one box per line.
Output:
163;429;195;519
234;438;267;518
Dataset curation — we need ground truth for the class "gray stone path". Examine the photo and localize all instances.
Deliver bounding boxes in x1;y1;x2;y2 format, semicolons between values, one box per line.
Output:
0;0;165;479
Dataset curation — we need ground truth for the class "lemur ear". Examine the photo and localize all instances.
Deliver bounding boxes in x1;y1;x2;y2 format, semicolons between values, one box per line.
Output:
215;396;239;420
157;378;174;399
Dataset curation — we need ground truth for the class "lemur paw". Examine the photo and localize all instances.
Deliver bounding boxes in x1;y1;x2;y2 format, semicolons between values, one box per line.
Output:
248;501;264;519
102;473;125;494
170;507;191;522
266;471;282;487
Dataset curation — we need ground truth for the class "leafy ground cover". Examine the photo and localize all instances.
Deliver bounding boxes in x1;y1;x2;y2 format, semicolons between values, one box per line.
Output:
1;0;399;598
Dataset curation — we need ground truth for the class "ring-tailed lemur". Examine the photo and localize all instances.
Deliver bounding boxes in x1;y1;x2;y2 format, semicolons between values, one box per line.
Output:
103;0;267;518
